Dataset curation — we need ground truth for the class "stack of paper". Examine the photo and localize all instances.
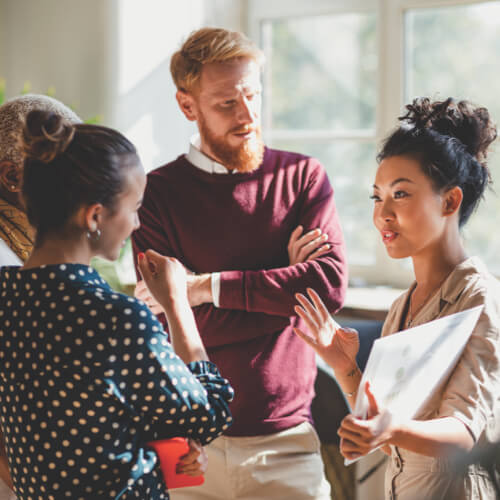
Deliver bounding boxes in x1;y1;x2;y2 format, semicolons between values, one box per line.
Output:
345;305;483;465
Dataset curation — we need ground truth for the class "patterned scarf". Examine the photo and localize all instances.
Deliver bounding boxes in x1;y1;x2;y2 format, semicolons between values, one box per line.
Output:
0;197;34;262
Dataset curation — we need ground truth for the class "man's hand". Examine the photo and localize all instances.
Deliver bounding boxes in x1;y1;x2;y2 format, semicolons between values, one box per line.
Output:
288;225;330;265
176;439;208;477
187;273;213;307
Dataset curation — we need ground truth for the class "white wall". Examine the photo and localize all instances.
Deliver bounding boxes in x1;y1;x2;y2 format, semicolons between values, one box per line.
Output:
0;0;113;120
0;0;246;171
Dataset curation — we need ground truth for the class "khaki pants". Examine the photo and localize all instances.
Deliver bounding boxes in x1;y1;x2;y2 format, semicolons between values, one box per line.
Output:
171;422;331;500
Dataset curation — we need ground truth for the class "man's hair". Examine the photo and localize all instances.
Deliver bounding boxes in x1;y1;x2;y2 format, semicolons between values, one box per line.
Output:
170;27;265;93
0;94;81;166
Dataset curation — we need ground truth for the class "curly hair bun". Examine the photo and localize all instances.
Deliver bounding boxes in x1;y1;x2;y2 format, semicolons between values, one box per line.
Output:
22;109;75;164
401;97;497;168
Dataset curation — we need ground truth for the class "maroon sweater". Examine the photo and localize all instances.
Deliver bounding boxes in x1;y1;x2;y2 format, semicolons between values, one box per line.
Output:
132;147;347;436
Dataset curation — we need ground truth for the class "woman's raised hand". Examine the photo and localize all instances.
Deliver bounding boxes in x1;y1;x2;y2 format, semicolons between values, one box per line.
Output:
137;250;188;314
138;249;208;363
134;279;164;314
294;288;360;374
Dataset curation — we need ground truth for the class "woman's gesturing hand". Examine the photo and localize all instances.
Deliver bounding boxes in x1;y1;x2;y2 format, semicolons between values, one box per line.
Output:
134;278;164;314
138;249;208;363
294;288;360;374
137;250;188;314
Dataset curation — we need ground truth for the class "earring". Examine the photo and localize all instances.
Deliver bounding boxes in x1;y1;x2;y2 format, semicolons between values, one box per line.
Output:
10;185;16;190
86;229;101;241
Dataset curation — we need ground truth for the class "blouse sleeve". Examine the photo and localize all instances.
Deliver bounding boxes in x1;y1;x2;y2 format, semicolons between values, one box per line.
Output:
438;290;500;442
105;295;234;445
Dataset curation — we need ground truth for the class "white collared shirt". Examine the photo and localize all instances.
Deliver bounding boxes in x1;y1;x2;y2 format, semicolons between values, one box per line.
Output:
186;134;237;175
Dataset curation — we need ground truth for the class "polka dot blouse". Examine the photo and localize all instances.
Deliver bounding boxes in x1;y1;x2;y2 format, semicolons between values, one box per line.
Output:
0;264;234;500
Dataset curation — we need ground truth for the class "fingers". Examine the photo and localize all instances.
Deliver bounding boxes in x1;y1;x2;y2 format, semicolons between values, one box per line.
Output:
144;249;170;276
340;437;364;460
306;244;331;261
137;252;153;283
288;227;329;265
338;408;392;457
294;295;320;333
134;279;149;300
288;225;303;247
135;278;163;311
146;302;164;314
177;440;207;476
293;327;318;349
298;228;325;247
337;327;359;339
295;292;323;328
178;440;201;466
365;381;380;418
338;414;373;440
338;421;372;455
297;233;328;262
305;288;332;325
176;457;204;475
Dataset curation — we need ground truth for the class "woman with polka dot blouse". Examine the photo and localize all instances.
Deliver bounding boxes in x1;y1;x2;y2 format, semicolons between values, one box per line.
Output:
0;110;234;500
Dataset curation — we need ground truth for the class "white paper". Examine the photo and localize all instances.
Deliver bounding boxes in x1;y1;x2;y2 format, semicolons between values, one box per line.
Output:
344;305;483;465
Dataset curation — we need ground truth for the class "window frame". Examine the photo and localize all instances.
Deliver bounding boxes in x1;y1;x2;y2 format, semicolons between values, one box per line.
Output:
247;0;497;287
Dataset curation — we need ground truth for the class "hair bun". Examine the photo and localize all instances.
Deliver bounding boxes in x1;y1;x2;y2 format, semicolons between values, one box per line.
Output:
401;97;497;168
22;109;75;163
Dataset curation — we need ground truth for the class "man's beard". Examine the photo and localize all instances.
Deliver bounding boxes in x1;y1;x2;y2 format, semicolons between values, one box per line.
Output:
198;114;265;173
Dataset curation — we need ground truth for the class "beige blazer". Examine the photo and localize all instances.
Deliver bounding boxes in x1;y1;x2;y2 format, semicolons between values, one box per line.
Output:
381;257;500;500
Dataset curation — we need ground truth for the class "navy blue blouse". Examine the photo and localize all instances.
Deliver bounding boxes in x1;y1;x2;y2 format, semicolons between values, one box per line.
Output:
0;264;234;499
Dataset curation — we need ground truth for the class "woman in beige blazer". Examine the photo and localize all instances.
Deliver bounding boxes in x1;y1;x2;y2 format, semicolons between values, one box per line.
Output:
294;97;499;499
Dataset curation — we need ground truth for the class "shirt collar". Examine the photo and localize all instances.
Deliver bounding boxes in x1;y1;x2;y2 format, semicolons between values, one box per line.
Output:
398;256;485;329
186;134;235;175
439;256;487;305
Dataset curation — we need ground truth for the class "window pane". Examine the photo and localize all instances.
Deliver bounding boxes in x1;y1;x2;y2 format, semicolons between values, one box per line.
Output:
263;13;377;131
271;140;377;265
462;150;500;274
405;2;500;273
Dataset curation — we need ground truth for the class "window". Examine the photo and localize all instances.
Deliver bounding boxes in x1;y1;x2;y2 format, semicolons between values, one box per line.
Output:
248;0;500;286
404;2;500;272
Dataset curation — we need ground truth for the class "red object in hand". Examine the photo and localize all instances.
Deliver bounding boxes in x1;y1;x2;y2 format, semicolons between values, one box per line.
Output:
148;438;205;490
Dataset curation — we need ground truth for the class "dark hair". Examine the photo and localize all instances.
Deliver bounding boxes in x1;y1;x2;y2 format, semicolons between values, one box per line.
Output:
378;97;497;226
22;110;139;243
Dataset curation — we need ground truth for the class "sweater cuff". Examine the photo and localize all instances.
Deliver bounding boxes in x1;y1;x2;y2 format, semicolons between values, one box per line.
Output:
219;270;245;310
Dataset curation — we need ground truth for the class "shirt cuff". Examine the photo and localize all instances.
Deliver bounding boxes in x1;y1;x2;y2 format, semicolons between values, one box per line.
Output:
211;272;221;308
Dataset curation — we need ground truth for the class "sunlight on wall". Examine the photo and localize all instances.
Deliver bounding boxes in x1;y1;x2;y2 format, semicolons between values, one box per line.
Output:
114;0;211;172
117;0;206;96
127;113;160;172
